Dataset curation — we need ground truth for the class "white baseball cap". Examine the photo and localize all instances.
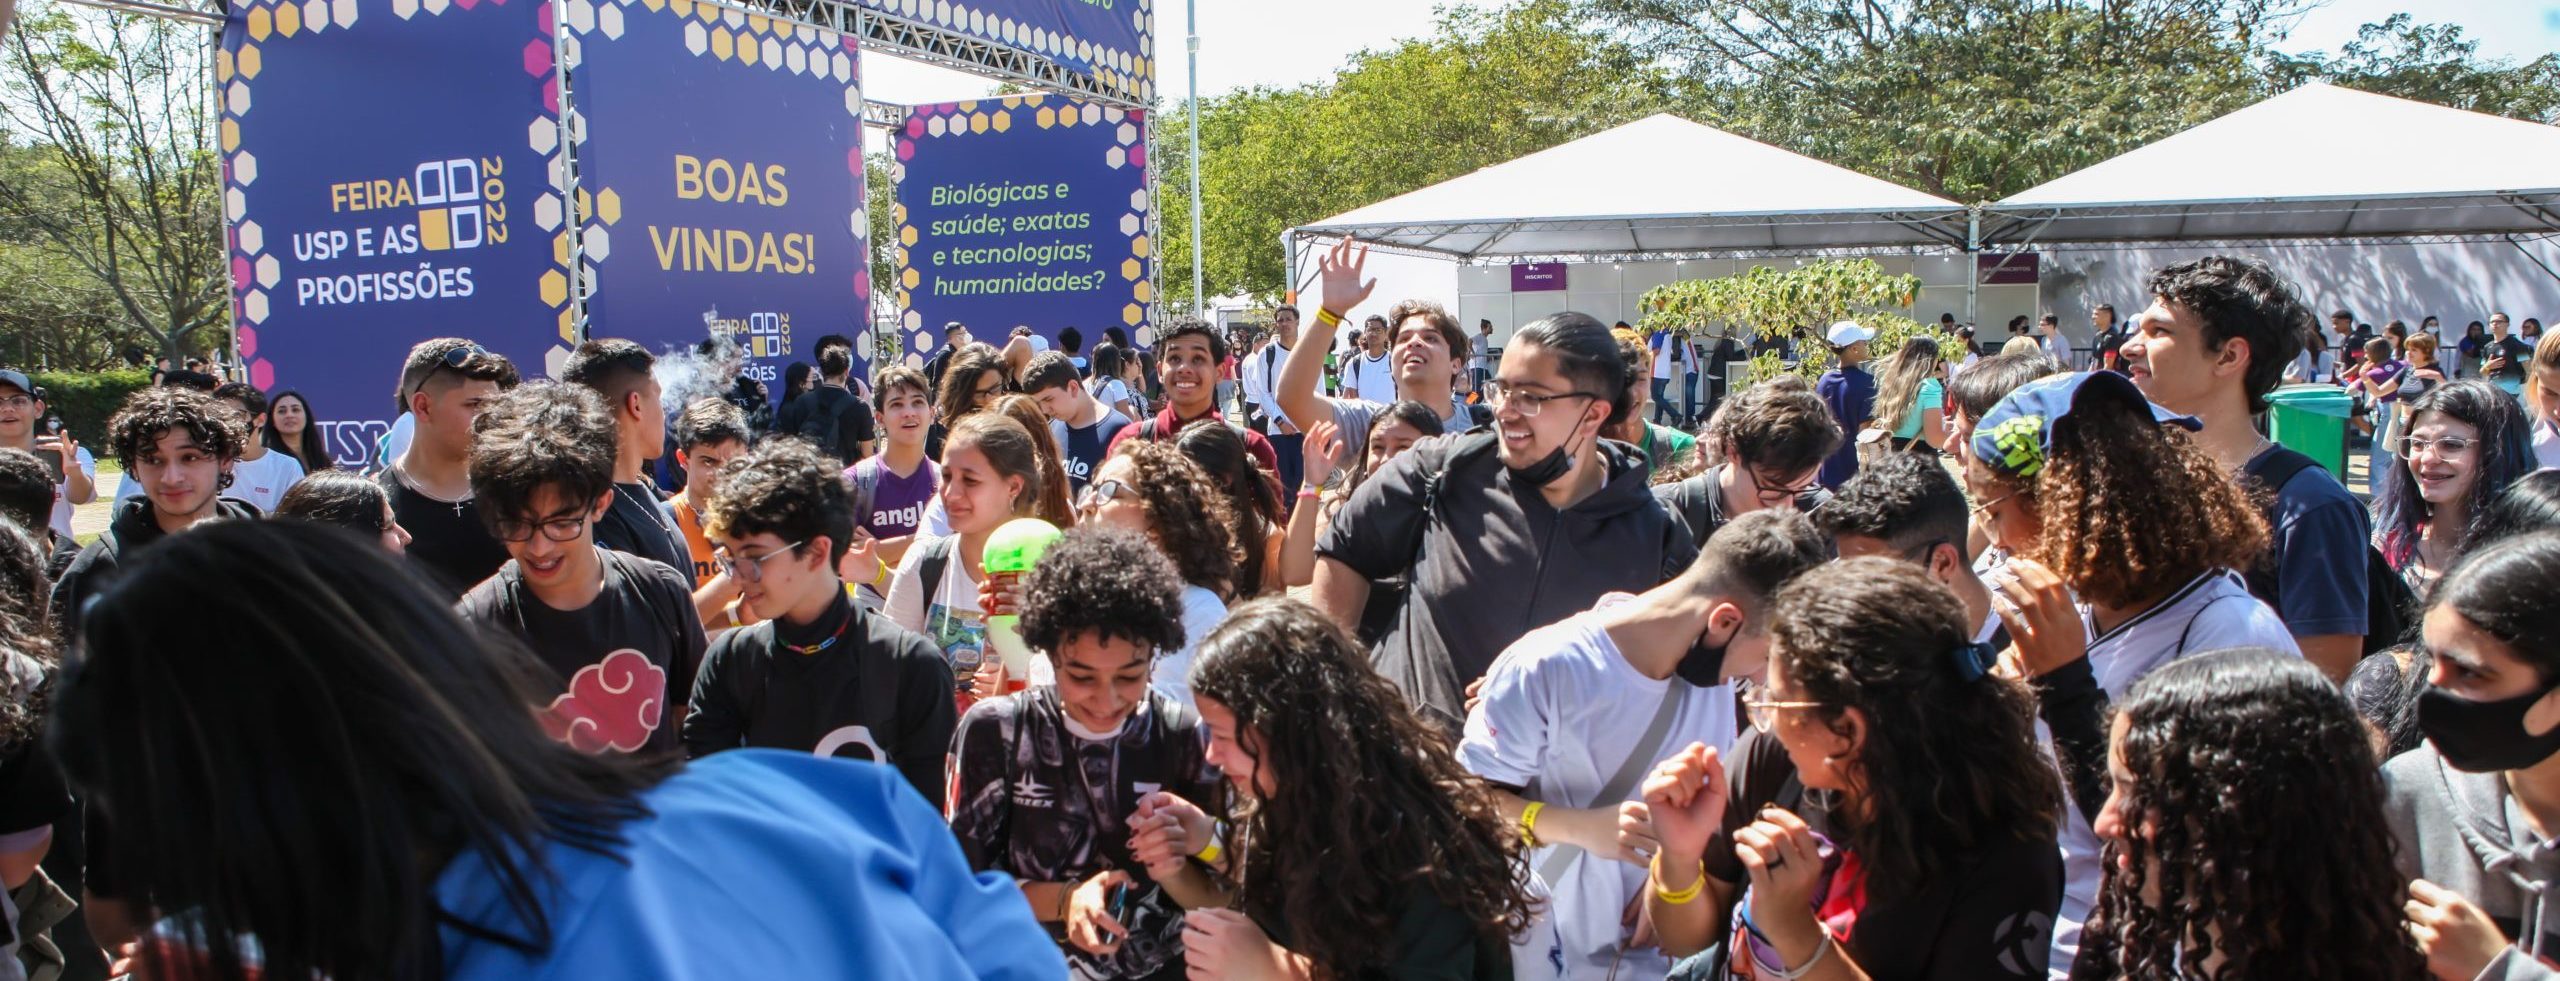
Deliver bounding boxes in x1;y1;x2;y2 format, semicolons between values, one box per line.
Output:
1825;320;1875;347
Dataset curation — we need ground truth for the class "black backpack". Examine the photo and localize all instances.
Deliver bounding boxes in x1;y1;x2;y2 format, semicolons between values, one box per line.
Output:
2240;446;2416;655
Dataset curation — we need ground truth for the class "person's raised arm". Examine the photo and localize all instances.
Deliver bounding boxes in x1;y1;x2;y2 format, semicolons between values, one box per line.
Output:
1278;422;1344;589
1277;240;1376;432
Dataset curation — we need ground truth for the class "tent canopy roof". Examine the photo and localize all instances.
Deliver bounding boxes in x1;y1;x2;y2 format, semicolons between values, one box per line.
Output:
1987;83;2560;244
1291;114;1966;259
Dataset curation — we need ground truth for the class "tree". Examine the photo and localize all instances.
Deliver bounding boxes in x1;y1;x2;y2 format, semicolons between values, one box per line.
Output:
1636;258;1942;382
2266;14;2560;124
1153;0;1677;306
0;3;226;363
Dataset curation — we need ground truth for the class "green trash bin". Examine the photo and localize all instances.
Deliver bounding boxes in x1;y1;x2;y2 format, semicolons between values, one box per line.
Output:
2265;385;2352;476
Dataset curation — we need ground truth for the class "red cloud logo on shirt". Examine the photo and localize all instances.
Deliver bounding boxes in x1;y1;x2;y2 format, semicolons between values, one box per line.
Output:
538;649;666;754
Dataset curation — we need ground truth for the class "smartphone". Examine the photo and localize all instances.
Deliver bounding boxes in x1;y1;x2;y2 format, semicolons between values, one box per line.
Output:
30;435;63;484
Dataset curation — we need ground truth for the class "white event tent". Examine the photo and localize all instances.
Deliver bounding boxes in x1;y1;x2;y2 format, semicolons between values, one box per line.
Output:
1982;82;2560;248
1285;113;1968;268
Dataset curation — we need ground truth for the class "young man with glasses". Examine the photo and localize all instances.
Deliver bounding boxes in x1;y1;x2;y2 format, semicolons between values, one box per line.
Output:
381;338;521;597
681;438;954;798
0;370;93;543
1458;510;1827;981
457;382;705;760
1654;376;1841;549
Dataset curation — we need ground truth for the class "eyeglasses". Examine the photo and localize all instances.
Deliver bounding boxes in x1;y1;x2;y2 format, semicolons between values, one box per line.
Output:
2401;435;2478;457
1743;689;1823;733
713;539;808;583
1968;493;2015;521
1482;381;1602;418
1075;479;1130;512
0;396;31;410
492;512;589;543
1742;465;1820;504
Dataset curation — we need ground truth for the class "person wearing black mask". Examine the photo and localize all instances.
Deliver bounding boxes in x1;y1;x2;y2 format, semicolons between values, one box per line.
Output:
1457;510;1825;980
1311;253;1697;727
2386;531;2560;980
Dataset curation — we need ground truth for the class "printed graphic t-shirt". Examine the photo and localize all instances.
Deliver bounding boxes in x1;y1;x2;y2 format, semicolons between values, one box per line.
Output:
1050;408;1133;494
850;457;938;541
883;533;987;694
457;548;707;758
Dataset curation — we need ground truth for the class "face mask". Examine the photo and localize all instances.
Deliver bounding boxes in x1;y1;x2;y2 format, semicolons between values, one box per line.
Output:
1675;629;1728;687
1508;421;1589;489
2417;684;2560;772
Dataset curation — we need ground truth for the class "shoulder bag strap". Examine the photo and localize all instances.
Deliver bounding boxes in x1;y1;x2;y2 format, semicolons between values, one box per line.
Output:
1533;680;1687;884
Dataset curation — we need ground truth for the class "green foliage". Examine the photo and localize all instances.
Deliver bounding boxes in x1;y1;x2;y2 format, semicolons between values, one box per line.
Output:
2265;14;2560;123
1636;258;1947;384
29;367;148;444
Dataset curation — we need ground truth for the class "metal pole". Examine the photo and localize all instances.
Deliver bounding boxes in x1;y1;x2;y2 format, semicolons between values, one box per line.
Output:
1184;0;1203;320
1964;209;1981;328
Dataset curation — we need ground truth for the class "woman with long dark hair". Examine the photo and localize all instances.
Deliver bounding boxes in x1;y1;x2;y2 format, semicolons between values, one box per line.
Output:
1174;419;1283;599
1090;342;1141;420
779;362;815;408
272;469;413;554
1125;599;1533;979
262;389;332;474
2387;532;2560;980
1075;440;1236;706
2373;379;2536;593
48;520;1057;981
1641;558;2063;978
2073;648;2425;979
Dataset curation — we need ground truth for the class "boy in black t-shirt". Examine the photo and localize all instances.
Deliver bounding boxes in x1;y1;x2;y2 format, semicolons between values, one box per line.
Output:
457;382;705;759
561;338;691;575
379;338;520;598
681;437;954;797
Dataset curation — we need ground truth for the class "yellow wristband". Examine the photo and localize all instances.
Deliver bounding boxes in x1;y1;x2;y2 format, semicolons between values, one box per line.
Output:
873;557;892;589
1315;307;1344;327
1193;839;1224;864
1519;801;1545;849
1651;852;1706;905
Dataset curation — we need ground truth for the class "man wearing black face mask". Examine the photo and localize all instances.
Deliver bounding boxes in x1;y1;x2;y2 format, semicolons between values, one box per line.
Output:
1456;510;1826;981
1310;241;1700;728
2384;532;2560;979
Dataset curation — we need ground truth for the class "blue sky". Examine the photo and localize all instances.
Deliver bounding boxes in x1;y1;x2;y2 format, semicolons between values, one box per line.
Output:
862;0;2560;110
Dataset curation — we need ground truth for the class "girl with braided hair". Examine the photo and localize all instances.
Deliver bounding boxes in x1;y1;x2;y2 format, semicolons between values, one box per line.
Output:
2073;647;2424;980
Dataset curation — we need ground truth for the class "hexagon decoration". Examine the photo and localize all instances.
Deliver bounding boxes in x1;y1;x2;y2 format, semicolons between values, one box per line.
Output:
238;324;259;359
553;231;572;265
720;4;743;28
967;9;982;33
522;39;552;76
233;151;259;185
927;115;947;138
580;261;602;296
301;0;327;32
900;267;920;289
894;138;914;162
237;220;263;255
597;3;624;38
991;111;1011;133
219;119;240;153
1128;144;1145;168
215;48;233;83
747;13;768;34
1080;103;1102;125
248;359;276;390
1122;303;1143;326
533;193;563;231
968;113;988;135
1121;258;1142;281
557;307;576;342
583;226;612;262
1117;213;1140;237
1105;107;1126;124
539;270;570;306
1135;326;1155;347
564;0;594;33
1035;106;1056;129
596;188;622;225
528;118;557;154
230;255;252;291
831;50;853;82
640;0;661;10
1106;146;1126;169
245;5;272;39
764;37;785;67
423;0;448;15
224;80;251;116
901;309;922;332
844;87;862;117
224;187;246;222
1131;235;1150;258
668;0;690;15
331;0;357;26
709;27;733;61
784;42;806;74
243;290;270;325
1116;122;1136;146
1134;281;1153;303
1129;188;1148;213
683;21;706;54
255;255;281;288
392;0;419;17
235;45;264;80
546;344;575;379
898;225;918;246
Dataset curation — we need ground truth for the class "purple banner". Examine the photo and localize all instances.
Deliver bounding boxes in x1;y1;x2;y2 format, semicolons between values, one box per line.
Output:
1977;252;2041;286
1511;262;1566;292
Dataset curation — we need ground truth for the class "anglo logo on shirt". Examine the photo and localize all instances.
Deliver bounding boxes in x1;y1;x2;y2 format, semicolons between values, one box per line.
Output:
872;502;923;530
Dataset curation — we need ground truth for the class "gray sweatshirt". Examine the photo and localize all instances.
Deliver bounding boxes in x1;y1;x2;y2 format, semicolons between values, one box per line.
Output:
2384;744;2560;980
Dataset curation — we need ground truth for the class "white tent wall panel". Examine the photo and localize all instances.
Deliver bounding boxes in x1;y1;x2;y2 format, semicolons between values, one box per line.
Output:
2038;238;2560;349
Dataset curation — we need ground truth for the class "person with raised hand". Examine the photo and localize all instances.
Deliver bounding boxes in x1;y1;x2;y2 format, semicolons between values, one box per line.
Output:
1273;239;1485;472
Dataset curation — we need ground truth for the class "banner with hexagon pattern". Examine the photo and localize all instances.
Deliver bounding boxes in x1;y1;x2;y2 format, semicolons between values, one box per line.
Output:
889;94;1152;366
561;0;869;389
857;0;1151;104
219;0;569;466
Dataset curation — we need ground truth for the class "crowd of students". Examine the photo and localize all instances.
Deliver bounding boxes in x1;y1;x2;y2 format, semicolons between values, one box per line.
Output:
0;242;2554;980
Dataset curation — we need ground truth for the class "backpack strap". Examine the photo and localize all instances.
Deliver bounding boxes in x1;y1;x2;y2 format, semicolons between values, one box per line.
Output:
2241;444;2320;496
851;459;881;529
917;536;954;613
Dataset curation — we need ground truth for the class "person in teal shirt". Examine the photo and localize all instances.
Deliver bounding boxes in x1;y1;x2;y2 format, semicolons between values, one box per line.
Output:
1876;336;1949;453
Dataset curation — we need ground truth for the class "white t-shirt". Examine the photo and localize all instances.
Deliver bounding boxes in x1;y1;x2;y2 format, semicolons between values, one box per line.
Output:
1346;351;1396;403
1457;605;1740;981
2534;417;2560;472
1153;585;1227;711
2048;570;2297;978
883;533;986;682
46;444;95;541
119;449;305;514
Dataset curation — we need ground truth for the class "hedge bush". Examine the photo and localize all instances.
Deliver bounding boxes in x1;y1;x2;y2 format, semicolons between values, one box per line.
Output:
30;369;152;447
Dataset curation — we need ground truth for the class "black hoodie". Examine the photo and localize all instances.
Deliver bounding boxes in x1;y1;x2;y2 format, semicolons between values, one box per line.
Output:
1316;431;1697;727
50;496;262;643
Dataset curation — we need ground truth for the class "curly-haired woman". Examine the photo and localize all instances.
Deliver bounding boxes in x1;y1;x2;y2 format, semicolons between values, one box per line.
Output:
1124;599;1535;980
1961;369;2287;970
1075;440;1238;708
1641;558;2063;979
2387;532;2560;981
948;527;1224;980
2070;647;2424;980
